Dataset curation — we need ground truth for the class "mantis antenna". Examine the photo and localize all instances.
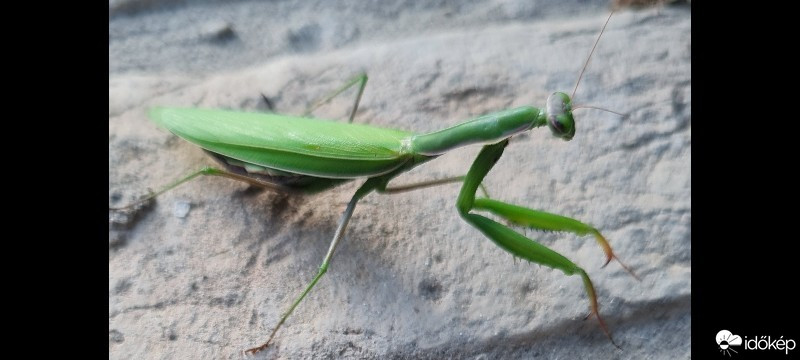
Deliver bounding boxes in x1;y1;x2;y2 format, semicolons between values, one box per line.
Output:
571;12;628;119
572;104;628;118
572;11;615;100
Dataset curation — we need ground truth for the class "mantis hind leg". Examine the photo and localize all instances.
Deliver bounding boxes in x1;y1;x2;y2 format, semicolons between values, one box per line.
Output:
303;72;368;123
109;167;295;210
456;139;637;347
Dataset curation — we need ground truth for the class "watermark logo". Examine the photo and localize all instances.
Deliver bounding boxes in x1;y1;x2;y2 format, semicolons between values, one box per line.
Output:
744;335;796;355
716;330;742;356
716;330;796;356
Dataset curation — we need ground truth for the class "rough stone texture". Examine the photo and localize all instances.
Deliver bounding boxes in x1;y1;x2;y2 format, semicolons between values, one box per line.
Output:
110;2;690;359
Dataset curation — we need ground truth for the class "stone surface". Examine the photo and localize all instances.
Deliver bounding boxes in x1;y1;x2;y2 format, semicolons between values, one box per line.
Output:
110;2;690;359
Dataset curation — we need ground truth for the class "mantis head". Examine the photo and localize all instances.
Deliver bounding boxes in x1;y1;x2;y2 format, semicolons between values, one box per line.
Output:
548;11;617;142
546;92;575;141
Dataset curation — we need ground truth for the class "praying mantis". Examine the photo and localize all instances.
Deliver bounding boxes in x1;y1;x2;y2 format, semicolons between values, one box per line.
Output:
110;8;690;359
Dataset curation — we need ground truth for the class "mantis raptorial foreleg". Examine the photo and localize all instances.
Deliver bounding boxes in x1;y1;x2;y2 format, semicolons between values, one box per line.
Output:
471;199;639;279
455;139;635;347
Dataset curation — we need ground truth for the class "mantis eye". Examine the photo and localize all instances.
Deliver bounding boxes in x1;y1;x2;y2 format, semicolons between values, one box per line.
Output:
546;92;576;141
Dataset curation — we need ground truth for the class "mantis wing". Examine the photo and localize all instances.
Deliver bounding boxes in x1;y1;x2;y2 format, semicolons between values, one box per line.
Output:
150;107;415;178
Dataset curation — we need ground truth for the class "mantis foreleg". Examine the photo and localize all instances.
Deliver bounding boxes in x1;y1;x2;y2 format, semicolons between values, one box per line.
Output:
456;139;631;347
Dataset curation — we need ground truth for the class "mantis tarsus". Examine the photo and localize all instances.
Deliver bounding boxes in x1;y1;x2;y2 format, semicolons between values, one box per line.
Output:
110;12;640;356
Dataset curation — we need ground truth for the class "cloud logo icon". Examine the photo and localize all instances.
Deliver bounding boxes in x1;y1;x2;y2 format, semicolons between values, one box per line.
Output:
716;330;742;356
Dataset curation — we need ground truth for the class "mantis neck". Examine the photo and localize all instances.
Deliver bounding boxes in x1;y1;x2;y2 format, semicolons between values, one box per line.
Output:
409;106;546;156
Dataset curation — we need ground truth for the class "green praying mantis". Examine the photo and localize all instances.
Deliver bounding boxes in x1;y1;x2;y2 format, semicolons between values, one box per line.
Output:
110;12;641;356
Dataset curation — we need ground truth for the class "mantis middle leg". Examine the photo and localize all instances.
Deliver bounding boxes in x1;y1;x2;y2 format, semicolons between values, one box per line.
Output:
244;176;384;355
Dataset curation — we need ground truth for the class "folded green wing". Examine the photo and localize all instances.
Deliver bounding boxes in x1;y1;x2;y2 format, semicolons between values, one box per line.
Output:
150;107;415;178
